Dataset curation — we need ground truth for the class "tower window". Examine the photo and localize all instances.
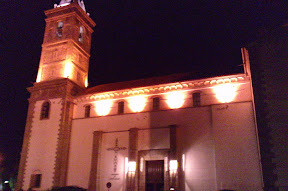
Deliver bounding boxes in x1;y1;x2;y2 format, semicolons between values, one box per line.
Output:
84;105;91;118
152;97;160;111
118;101;124;114
193;92;201;107
79;26;84;42
56;21;63;37
40;101;50;120
30;174;42;188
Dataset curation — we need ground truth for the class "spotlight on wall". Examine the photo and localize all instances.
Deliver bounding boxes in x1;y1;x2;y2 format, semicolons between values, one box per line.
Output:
214;83;237;103
140;158;144;172
166;92;185;109
95;100;113;116
64;60;73;78
169;160;178;171
182;154;185;171
85;77;88;88
128;161;136;172
125;157;129;175
129;96;147;112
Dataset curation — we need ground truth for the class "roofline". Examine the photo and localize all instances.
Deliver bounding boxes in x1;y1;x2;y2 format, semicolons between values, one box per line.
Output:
75;73;249;102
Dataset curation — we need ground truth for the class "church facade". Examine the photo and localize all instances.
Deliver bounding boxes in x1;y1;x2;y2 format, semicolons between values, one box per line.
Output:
17;1;264;191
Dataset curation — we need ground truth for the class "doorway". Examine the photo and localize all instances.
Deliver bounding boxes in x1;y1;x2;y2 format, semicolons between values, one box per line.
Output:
145;160;164;191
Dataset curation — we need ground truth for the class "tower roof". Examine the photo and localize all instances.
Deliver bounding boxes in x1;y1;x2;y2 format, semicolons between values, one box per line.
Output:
55;0;86;12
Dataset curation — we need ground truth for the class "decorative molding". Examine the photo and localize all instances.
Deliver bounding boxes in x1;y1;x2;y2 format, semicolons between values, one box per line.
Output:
76;74;249;102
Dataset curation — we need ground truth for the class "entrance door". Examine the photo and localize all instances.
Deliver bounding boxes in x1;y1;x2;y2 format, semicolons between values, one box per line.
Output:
145;160;164;191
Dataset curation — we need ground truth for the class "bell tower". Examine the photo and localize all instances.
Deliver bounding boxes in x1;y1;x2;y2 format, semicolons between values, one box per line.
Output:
36;0;95;88
16;2;95;190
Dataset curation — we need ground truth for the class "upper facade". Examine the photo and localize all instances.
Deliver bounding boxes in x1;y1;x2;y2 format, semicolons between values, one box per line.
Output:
73;73;252;119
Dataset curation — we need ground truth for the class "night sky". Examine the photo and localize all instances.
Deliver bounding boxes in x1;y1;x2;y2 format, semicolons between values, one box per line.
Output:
0;0;288;170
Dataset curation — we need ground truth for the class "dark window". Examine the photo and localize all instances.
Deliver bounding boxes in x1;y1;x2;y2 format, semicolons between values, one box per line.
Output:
193;92;201;107
79;26;84;42
30;174;42;188
84;105;91;118
118;101;124;114
56;21;63;37
152;97;160;111
40;101;50;119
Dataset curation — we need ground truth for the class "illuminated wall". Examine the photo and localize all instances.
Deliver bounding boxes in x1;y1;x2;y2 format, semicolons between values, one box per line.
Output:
23;99;63;190
67;75;262;191
73;78;252;119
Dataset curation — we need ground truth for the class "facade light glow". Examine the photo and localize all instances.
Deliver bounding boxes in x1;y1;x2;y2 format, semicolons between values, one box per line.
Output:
95;100;113;116
129;96;147;112
128;161;136;172
36;69;42;82
169;160;178;171
125;157;129;175
214;83;237;103
182;154;185;171
64;61;73;78
85;77;88;88
140;157;144;172
166;92;185;109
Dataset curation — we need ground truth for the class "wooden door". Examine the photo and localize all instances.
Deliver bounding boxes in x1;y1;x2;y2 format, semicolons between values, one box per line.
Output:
145;160;164;191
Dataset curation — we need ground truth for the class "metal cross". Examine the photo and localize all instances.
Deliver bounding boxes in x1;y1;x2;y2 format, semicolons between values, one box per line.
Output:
107;138;127;172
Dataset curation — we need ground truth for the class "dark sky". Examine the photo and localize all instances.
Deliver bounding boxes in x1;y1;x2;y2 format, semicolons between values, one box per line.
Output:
0;0;288;165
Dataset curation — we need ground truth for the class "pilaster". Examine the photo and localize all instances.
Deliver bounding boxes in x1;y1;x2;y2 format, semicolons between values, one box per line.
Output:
127;128;139;191
88;131;103;191
169;125;178;190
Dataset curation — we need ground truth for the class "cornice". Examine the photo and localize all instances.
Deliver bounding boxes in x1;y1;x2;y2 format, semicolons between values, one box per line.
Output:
28;78;85;101
75;74;250;103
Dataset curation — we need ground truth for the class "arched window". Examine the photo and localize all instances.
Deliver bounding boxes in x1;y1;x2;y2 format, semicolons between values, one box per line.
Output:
56;21;63;37
79;26;84;42
118;101;124;114
30;173;42;188
84;104;91;118
152;97;160;111
40;101;50;120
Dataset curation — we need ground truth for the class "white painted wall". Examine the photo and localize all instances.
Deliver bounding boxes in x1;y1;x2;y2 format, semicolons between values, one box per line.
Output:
23;98;63;190
212;102;263;191
68;102;262;191
66;81;262;190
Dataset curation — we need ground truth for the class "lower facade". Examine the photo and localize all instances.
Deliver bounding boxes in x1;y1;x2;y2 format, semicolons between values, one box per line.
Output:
19;101;263;191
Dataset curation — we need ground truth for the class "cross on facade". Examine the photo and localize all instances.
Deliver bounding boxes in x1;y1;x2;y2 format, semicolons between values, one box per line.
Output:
107;138;127;173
